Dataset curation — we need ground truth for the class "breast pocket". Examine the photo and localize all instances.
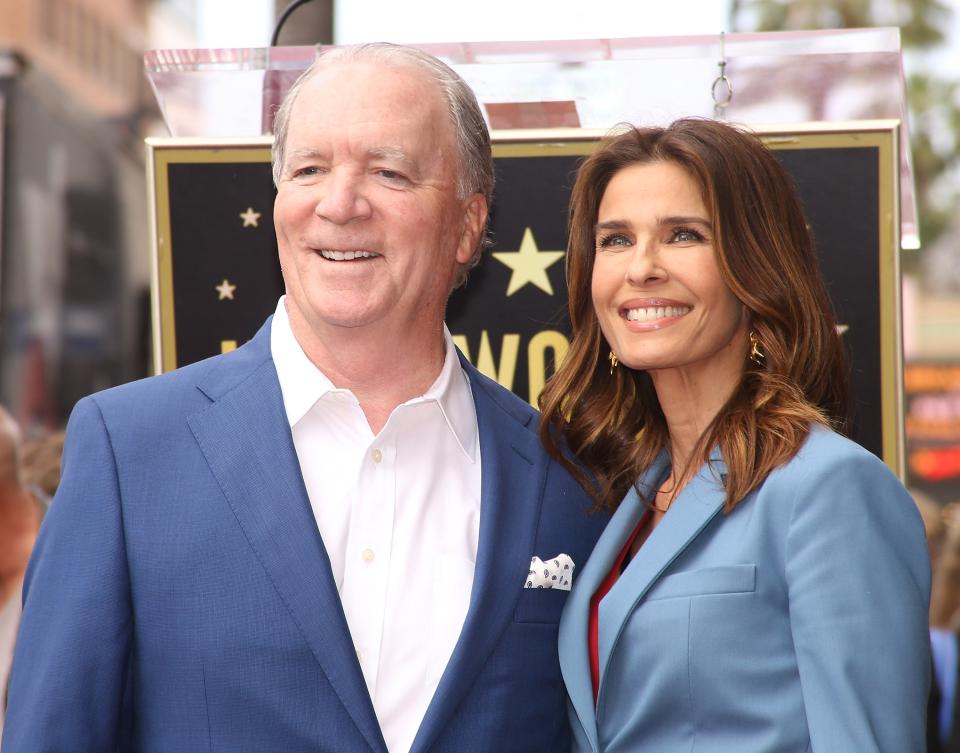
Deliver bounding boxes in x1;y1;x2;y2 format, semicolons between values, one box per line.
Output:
514;587;569;624
644;563;757;602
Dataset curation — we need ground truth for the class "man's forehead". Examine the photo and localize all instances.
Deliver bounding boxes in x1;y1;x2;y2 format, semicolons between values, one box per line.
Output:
286;66;453;157
302;58;439;100
293;63;446;123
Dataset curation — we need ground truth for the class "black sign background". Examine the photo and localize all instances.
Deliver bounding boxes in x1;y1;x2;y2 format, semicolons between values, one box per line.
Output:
773;146;882;460
167;161;282;365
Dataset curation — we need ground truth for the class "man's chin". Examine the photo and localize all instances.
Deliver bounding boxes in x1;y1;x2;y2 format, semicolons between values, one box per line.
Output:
302;304;391;334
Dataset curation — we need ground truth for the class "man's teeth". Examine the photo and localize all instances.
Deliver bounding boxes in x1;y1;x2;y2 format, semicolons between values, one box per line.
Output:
320;249;378;261
625;305;690;322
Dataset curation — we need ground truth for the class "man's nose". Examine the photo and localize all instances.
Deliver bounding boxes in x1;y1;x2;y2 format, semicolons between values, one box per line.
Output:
313;171;372;224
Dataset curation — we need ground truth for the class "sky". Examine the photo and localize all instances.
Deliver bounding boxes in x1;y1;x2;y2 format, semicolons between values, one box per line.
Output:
191;0;958;77
194;0;730;47
334;1;730;44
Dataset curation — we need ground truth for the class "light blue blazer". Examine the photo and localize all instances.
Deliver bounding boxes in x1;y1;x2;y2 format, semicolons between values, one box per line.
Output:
3;318;606;753
558;425;931;753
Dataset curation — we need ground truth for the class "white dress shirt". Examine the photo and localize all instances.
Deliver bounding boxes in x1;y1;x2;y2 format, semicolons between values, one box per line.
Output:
270;298;482;753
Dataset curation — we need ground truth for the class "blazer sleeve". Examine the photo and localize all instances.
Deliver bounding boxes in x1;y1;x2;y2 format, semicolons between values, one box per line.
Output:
784;445;931;753
2;396;131;752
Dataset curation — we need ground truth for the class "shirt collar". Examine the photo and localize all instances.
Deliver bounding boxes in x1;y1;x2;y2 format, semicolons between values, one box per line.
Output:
405;320;478;463
271;296;342;427
270;296;478;462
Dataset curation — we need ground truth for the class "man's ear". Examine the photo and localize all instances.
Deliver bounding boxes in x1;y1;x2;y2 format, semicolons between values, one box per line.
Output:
455;193;489;265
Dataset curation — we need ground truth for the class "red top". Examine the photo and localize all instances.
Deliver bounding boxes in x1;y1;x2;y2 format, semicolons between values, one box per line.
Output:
588;509;651;703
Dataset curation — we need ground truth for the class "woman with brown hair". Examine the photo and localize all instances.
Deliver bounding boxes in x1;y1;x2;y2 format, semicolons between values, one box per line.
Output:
541;118;930;753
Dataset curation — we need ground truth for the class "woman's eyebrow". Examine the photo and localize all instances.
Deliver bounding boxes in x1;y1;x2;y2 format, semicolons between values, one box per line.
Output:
594;219;630;233
657;215;711;226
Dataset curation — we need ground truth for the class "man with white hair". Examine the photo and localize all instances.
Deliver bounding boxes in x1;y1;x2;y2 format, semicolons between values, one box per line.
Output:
4;44;605;753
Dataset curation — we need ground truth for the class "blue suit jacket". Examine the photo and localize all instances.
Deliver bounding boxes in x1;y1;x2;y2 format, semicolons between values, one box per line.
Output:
559;425;931;753
3;319;606;753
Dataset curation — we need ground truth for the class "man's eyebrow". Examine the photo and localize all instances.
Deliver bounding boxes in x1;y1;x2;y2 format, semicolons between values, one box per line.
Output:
286;146;414;164
368;146;411;162
286;148;323;162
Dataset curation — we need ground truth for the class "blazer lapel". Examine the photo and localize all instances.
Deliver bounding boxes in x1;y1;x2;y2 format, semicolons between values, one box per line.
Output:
187;324;386;753
558;453;669;753
410;361;546;753
597;451;728;695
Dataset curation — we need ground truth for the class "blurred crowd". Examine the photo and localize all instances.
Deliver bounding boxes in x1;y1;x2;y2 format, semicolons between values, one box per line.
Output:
918;491;960;751
0;406;62;739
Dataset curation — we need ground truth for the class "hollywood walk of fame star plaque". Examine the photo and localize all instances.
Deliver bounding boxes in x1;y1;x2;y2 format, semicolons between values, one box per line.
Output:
147;122;903;472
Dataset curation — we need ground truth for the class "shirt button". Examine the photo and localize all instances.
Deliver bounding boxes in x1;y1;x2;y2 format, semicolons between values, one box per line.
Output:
362;548;375;563
357;650;364;664
371;448;383;464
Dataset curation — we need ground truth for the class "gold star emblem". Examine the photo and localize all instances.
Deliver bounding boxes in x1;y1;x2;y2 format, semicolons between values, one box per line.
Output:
492;227;565;297
239;207;261;227
216;279;237;300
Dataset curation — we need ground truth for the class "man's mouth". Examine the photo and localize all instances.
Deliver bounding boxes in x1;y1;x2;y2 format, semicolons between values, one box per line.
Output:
623;305;690;322
318;249;380;261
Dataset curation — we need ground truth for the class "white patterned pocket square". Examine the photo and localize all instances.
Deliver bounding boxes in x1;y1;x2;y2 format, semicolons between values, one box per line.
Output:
524;553;575;591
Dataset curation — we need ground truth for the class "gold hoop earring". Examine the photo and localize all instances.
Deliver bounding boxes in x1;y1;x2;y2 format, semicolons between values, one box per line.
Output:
748;330;765;368
608;350;620;374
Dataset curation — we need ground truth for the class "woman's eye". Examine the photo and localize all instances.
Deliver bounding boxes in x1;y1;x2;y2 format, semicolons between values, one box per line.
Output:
597;233;631;250
670;227;706;243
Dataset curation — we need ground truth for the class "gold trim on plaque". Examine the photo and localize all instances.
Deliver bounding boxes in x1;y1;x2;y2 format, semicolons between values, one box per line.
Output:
146;138;274;374
492;129;606;158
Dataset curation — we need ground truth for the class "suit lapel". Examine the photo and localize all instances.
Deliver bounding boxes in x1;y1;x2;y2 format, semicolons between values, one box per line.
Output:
558;453;669;753
187;324;386;753
410;361;546;753
597;451;727;694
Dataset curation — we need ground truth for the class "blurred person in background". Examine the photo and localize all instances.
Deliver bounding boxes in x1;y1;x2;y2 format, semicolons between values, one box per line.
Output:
931;501;960;631
920;490;960;752
0;406;42;741
19;431;63;512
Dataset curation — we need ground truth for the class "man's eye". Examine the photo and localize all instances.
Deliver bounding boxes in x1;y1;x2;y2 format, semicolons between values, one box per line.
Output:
291;166;320;179
377;169;407;182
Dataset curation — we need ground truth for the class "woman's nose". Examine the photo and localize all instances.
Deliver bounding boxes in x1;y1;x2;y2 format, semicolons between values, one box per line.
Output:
624;241;666;286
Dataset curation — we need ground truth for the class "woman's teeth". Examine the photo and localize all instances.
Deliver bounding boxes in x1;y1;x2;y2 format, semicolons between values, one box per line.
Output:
624;305;690;322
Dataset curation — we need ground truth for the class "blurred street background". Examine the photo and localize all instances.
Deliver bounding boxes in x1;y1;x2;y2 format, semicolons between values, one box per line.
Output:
1;0;959;500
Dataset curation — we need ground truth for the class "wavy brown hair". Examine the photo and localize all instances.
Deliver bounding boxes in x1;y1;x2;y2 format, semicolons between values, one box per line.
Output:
539;119;851;511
